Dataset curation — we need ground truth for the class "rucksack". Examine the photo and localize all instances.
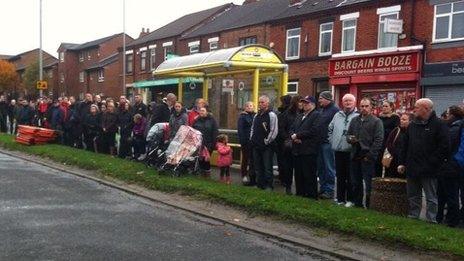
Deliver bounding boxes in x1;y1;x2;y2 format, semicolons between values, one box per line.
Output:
453;121;464;171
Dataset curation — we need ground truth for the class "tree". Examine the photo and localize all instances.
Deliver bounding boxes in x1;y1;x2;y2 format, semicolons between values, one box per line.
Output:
22;60;49;95
0;60;18;93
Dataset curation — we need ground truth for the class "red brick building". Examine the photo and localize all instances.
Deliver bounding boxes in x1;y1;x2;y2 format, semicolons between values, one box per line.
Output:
122;3;234;104
57;33;133;99
3;49;59;98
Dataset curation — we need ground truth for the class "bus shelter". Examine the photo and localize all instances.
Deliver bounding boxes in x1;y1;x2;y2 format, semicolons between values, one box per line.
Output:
153;45;288;131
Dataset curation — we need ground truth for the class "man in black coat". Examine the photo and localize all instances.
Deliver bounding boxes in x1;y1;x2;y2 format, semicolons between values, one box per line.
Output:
132;94;148;118
398;98;449;223
347;97;384;208
0;95;8;132
237;101;256;185
290;96;321;199
150;93;176;126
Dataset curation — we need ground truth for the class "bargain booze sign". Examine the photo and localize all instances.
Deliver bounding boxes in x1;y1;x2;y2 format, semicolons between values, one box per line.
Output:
329;51;420;77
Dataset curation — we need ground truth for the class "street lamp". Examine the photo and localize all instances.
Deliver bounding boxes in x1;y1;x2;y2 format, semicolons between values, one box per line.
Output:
39;0;43;97
122;0;126;97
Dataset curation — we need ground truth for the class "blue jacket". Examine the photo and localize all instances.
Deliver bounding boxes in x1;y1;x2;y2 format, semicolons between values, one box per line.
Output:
319;102;339;143
237;111;255;146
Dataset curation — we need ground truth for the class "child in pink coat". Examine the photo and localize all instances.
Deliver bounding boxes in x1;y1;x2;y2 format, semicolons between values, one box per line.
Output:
216;134;233;184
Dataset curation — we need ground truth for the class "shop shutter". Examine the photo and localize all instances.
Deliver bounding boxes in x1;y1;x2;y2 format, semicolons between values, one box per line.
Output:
424;85;464;116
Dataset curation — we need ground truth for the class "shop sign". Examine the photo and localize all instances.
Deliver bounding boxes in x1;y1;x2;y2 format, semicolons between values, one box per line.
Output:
329;52;419;77
423;61;464;78
231;46;281;64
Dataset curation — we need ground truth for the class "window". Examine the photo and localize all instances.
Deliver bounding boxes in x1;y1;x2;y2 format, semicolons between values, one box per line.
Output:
140;50;147;71
189;41;200;54
342;19;357;52
47;70;53;78
79;71;85;83
434;1;464;42
126;54;133;73
319;22;333;56
59;52;64;62
239;36;257;46
164;46;173;61
378;13;399;49
209;41;218;51
286;28;301;60
79;52;84;62
150;48;156;70
98;69;104;82
287;81;299;94
60;73;64;83
86;51;91;60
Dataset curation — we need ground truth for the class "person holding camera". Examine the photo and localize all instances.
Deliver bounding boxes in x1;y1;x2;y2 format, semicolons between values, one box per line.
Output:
346;97;384;209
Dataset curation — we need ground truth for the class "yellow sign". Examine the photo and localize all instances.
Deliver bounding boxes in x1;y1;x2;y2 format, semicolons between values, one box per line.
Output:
36;80;48;90
231;46;282;64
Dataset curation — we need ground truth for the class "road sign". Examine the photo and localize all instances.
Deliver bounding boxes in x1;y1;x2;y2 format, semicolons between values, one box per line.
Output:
36;80;48;90
385;18;403;34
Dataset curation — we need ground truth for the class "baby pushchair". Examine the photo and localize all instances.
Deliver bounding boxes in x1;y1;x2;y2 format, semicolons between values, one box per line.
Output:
144;122;170;169
161;125;203;177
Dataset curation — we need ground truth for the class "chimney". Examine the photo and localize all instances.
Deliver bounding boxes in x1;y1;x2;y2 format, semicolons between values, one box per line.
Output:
139;27;149;38
242;0;259;4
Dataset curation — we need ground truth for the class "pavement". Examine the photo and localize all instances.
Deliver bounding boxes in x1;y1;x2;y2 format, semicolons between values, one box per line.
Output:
0;152;340;260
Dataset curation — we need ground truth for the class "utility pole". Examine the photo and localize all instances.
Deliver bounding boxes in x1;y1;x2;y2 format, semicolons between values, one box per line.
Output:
39;0;43;97
122;0;126;97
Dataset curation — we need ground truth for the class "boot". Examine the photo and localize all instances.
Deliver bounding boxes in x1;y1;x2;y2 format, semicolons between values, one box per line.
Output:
226;176;232;185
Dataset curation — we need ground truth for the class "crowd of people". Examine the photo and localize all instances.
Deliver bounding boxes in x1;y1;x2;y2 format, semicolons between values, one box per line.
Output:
1;91;463;227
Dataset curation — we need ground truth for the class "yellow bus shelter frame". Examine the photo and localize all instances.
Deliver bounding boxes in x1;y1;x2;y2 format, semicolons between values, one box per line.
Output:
153;45;288;107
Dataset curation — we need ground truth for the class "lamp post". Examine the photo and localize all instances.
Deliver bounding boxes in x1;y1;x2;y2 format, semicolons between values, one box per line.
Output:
39;0;43;97
122;0;126;97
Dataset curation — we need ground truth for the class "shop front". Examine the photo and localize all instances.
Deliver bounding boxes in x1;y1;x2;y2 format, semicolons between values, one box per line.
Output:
329;46;423;114
422;61;464;115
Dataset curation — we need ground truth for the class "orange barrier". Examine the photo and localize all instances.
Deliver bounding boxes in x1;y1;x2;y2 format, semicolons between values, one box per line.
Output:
15;125;58;145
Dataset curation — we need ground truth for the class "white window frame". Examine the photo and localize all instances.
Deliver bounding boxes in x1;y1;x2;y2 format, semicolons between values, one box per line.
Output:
378;12;399;49
149;46;156;71
59;52;64;62
79;52;84;62
286;28;301;60
79;71;84;83
188;41;200;54
164;46;173;61
126;53;133;73
341;18;357;53
60;73;64;83
208;37;219;51
86;51;91;60
287;81;299;94
47;70;53;78
319;22;334;56
98;69;104;82
433;1;464;43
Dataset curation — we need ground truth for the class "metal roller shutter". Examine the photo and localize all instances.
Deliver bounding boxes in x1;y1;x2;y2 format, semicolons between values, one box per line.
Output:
424;85;464;115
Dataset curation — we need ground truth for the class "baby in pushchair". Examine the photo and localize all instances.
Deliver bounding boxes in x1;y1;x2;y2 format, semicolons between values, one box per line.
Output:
144;122;170;168
161;125;203;177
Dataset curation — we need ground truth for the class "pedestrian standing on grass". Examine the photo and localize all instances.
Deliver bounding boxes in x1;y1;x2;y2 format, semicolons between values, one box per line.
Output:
8;99;18;134
250;95;278;191
347;97;384;209
277;95;302;194
436;106;463;227
290;96;321;199
384;113;412;178
192;107;219;177
237;101;256;185
377;101;400;177
132;113;147;160
398;98;449;223
100;102;119;155
328;94;358;207
317;91;339;200
83;104;101;152
118;102;134;159
216;134;233;185
169;102;188;140
0;95;8;132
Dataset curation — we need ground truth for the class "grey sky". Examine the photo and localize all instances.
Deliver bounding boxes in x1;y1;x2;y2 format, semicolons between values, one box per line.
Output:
0;0;241;57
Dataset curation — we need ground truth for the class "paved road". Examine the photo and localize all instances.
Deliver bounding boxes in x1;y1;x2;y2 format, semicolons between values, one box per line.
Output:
0;153;340;260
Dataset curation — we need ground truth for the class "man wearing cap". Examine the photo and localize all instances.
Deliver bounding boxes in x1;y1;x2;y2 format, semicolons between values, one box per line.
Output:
250;95;278;191
290;96;321;199
317;91;339;199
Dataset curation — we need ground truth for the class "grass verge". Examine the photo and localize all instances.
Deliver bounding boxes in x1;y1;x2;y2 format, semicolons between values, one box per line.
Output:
1;133;463;257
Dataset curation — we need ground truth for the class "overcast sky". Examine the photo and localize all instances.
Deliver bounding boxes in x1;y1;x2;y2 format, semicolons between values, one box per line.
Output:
0;0;242;57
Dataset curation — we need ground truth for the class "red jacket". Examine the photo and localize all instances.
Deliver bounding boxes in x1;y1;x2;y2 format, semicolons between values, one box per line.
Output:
188;110;200;126
216;142;232;167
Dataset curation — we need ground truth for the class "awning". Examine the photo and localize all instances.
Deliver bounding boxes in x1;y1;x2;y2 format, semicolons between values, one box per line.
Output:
133;77;203;88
